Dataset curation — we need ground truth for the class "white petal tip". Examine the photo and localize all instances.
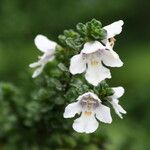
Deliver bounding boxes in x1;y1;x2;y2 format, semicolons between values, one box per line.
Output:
29;64;33;68
34;34;50;44
118;112;126;119
108;119;113;124
63;114;68;118
34;34;44;45
32;74;37;78
34;34;57;53
35;34;44;39
120;87;125;93
29;63;36;68
118;20;124;26
85;131;95;134
122;110;127;114
104;120;112;124
31;68;43;78
90;82;99;86
69;68;77;75
112;86;125;98
103;117;112;124
72;125;97;134
32;71;40;78
115;62;124;67
120;62;124;67
63;113;72;119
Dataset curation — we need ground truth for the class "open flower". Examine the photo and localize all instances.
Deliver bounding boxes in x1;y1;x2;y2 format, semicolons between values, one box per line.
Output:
29;35;57;78
69;40;123;86
108;86;126;119
69;20;124;86
63;92;112;133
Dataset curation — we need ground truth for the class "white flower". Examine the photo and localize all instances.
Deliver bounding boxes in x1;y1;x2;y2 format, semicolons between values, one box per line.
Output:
69;20;124;86
29;35;57;78
63;92;112;134
69;40;123;86
108;86;126;119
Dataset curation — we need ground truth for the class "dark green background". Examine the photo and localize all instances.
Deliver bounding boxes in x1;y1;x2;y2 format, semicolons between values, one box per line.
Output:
0;0;150;149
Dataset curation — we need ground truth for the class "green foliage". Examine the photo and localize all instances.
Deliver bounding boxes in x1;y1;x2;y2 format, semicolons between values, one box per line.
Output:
77;19;107;40
58;19;107;51
0;0;150;149
58;29;84;51
0;18;115;148
0;68;112;149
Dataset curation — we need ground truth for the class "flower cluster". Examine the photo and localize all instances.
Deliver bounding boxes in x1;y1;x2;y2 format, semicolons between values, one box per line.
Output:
29;19;126;133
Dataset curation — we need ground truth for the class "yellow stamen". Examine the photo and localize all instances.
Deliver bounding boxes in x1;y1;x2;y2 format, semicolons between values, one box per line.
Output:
84;111;92;116
91;60;99;66
109;37;116;48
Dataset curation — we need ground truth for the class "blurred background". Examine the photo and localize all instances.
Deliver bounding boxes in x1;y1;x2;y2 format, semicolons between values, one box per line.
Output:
0;0;150;149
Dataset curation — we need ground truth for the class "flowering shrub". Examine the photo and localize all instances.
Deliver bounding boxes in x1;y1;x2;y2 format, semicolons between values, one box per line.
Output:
30;19;126;133
0;19;126;149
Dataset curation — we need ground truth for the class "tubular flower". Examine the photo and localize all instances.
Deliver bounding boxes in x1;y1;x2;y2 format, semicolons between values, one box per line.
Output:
29;35;57;78
69;40;123;86
108;86;126;119
63;92;112;133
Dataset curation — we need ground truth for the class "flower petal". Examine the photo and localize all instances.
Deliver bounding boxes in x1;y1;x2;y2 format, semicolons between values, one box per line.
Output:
95;104;112;123
101;48;123;67
29;62;40;68
85;63;111;86
39;53;55;64
34;34;57;53
69;54;86;75
73;113;99;133
30;53;54;78
81;41;105;54
110;99;126;119
112;87;125;98
32;65;44;78
103;20;124;39
77;92;101;102
63;102;81;118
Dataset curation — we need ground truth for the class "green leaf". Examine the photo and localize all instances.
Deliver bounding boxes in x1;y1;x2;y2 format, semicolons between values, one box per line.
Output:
76;23;87;35
58;63;69;72
58;35;66;45
66;37;83;51
106;88;115;96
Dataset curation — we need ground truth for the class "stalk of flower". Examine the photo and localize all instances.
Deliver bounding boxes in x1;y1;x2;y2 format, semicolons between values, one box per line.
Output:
63;92;112;134
29;35;57;78
69;20;124;86
107;86;126;119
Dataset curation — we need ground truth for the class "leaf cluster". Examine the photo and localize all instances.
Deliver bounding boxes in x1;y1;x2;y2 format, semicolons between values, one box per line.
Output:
58;19;107;51
0;19;114;149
